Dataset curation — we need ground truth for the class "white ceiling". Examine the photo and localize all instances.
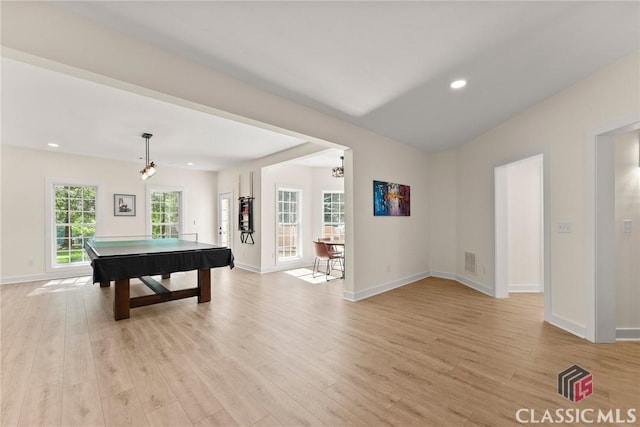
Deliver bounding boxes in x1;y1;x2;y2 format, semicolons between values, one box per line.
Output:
2;1;639;170
1;57;310;171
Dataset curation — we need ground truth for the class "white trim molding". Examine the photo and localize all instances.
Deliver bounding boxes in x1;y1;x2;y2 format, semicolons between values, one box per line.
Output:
454;274;494;297
344;271;431;301
508;283;543;293
233;262;261;274
616;328;640;341
547;313;587;339
429;271;457;280
1;266;93;285
260;259;311;274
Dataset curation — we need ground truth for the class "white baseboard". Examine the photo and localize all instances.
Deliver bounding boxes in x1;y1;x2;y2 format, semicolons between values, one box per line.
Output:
509;283;542;292
342;271;495;301
616;328;640;341
342;291;356;302
260;259;312;274
346;271;431;301
429;271;457;280
1;267;93;285
454;274;494;297
547;313;587;338
233;262;261;273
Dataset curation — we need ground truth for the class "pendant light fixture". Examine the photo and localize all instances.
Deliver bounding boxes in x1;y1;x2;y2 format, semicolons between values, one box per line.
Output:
140;132;156;180
332;156;344;178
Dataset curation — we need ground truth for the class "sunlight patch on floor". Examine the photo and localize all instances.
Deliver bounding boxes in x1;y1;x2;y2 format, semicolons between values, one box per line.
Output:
284;268;338;284
27;276;91;296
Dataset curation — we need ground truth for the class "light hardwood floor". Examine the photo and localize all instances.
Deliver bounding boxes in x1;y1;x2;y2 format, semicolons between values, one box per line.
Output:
1;269;638;426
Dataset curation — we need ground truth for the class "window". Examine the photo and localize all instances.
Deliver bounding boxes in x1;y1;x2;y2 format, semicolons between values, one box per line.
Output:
150;190;181;238
322;191;345;240
54;184;97;266
277;188;301;260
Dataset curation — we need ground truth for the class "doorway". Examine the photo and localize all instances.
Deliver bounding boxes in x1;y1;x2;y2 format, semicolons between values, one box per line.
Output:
495;152;550;322
218;192;233;248
588;121;640;342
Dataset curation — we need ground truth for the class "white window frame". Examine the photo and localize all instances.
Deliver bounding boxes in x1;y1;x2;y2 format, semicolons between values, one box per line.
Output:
45;178;101;273
321;190;345;239
146;185;185;239
276;186;303;263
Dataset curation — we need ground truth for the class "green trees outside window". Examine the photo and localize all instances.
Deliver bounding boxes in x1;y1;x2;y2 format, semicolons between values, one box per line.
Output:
54;185;97;264
151;191;181;238
322;191;345;240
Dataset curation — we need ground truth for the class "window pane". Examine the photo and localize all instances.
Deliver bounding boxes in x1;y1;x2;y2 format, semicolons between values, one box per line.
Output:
55;186;68;198
71;226;84;238
84;200;95;212
84;227;96;238
55;198;68;211
56;211;69;223
69;198;81;211
57;237;69;250
151;191;181;239
56;251;70;264
83;187;96;199
53;184;97;267
277;189;300;260
322;192;345;239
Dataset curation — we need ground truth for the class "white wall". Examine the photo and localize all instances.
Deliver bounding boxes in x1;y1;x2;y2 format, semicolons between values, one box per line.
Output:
261;163;314;272
428;150;457;277
449;52;639;335
1;145;217;283
507;156;542;291
614;131;640;330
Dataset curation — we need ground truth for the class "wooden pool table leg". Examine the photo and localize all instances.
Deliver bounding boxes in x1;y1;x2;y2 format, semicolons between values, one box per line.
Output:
198;269;211;303
114;278;130;320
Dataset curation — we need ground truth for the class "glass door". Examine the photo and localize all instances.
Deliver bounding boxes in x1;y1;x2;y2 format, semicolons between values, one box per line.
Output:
218;192;232;248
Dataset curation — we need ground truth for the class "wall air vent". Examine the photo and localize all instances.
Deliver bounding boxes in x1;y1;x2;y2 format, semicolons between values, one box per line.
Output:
465;252;477;275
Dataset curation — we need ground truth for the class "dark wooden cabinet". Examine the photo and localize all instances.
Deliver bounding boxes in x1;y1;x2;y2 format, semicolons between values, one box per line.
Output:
238;197;254;244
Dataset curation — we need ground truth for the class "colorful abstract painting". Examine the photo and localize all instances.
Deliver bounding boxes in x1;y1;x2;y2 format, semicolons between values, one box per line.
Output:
373;180;410;216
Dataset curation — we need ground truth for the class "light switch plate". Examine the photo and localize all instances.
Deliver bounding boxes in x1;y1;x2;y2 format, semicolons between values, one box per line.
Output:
557;222;573;233
623;219;632;234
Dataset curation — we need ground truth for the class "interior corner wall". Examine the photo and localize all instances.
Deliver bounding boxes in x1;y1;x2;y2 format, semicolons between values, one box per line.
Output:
614;131;640;330
0;145;217;283
454;51;640;334
428;150;457;277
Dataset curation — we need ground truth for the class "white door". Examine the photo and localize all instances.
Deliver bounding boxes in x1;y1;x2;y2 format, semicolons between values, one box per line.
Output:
218;192;232;248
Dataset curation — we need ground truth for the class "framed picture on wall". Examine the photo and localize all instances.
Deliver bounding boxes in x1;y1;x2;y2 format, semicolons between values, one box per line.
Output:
373;180;410;216
114;194;136;216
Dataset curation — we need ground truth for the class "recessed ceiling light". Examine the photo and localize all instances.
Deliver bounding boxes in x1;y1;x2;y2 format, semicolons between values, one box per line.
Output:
450;79;467;89
187;162;194;166
47;143;59;147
